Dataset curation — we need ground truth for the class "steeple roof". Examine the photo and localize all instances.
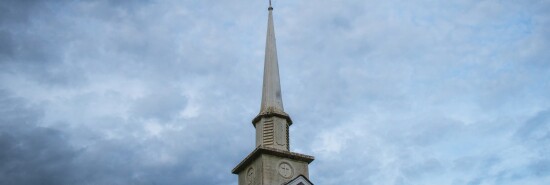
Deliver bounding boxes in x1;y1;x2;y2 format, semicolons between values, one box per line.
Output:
260;4;283;113
253;2;292;125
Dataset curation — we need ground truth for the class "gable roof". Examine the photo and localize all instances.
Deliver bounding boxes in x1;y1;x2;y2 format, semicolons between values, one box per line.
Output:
285;175;314;185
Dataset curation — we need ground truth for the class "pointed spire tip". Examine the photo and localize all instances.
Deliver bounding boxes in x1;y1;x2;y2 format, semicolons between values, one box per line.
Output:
259;0;285;116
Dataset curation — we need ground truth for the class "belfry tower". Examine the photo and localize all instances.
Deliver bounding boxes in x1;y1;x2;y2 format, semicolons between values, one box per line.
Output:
232;1;314;185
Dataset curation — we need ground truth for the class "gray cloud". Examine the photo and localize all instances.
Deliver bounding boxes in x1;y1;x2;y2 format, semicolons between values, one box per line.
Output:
0;0;549;185
0;90;79;185
517;109;550;143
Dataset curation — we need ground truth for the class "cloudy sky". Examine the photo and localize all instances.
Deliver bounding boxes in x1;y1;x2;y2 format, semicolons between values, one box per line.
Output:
1;0;549;184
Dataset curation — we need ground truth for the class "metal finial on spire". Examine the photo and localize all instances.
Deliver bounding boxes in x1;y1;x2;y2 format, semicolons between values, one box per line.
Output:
268;0;273;10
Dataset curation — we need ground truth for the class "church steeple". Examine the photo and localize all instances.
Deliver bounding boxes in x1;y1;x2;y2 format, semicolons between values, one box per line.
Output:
252;1;292;152
260;0;283;115
233;2;314;185
253;0;292;127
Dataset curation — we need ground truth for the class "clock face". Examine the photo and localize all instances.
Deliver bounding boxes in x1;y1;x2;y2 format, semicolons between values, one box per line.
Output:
246;167;255;184
278;162;293;179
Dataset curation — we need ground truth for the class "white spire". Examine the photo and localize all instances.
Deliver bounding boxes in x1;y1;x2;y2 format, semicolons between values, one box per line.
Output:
260;4;284;114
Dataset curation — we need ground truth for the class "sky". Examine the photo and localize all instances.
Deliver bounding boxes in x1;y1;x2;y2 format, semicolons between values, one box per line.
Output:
0;0;549;184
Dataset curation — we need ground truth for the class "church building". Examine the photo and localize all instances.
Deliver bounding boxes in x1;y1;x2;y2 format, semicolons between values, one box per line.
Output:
232;1;315;185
